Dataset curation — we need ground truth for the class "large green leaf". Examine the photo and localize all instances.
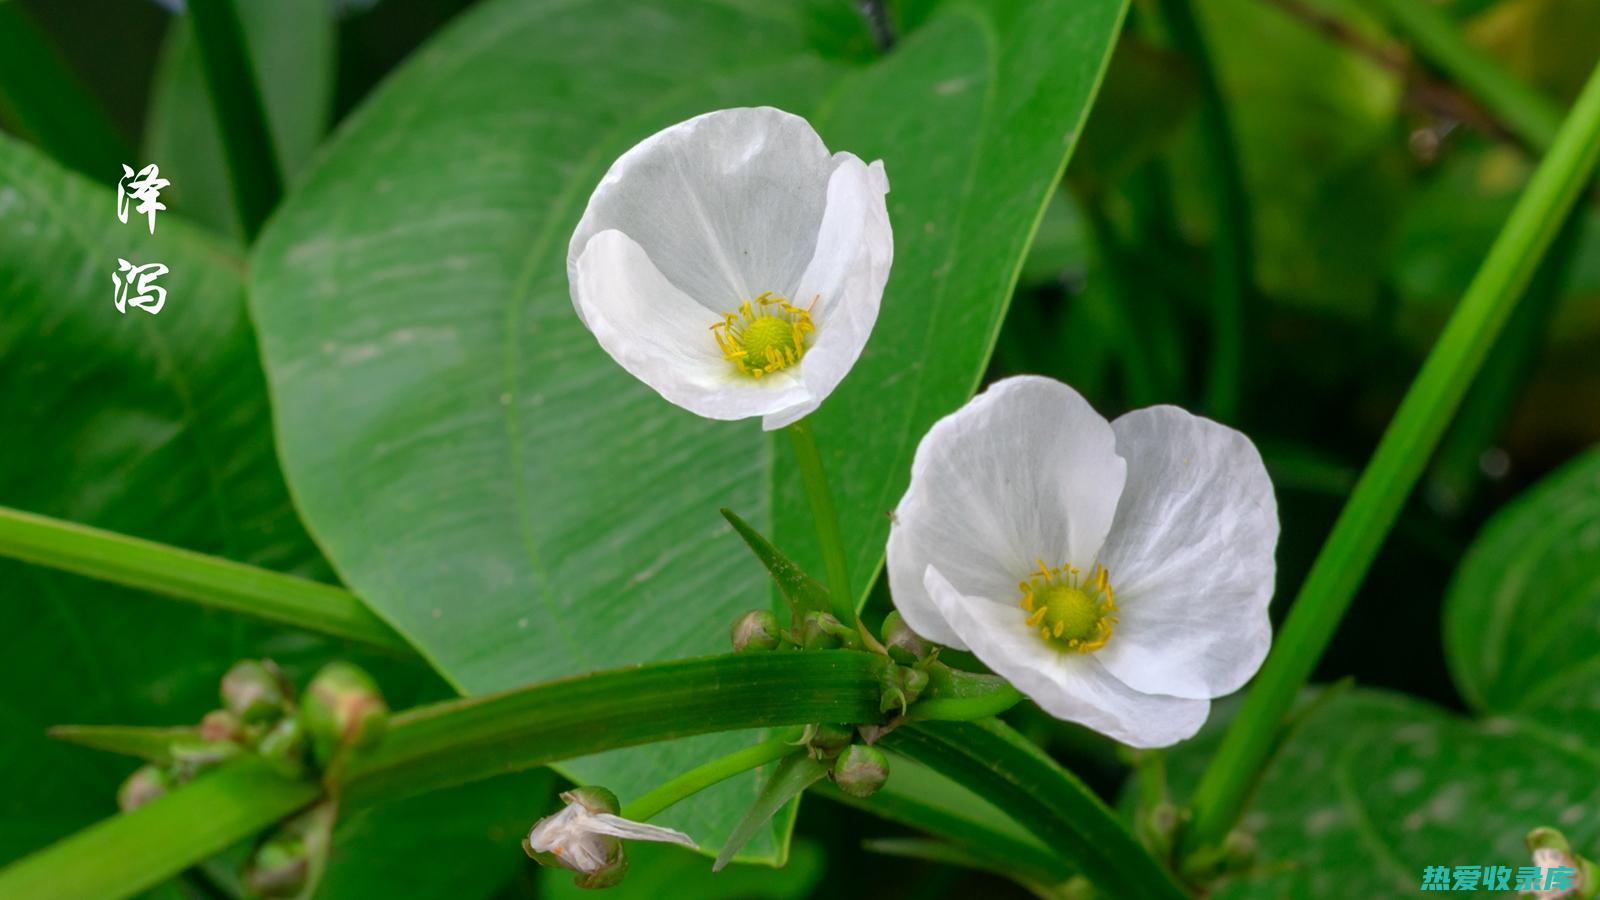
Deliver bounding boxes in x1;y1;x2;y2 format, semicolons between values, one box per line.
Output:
1165;689;1600;898
248;0;1125;860
143;0;335;238
0;134;533;897
1444;449;1600;718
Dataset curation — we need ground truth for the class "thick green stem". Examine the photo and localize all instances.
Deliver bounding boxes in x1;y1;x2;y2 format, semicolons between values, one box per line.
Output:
0;506;406;651
621;727;804;822
186;0;285;237
786;418;857;626
1184;57;1600;854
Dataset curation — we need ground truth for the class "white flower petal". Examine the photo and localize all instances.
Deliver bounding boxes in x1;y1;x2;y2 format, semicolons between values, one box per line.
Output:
924;565;1209;748
887;376;1127;649
574;229;811;420
588;813;698;848
1094;406;1279;700
569;107;836;317
760;158;892;430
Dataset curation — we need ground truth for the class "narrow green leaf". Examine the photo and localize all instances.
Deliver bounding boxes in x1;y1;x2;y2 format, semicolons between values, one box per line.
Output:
814;754;1072;886
184;0;285;236
48;724;199;764
882;720;1187;900
721;508;830;622
1186;55;1600;854
712;754;828;872
0;759;318;900
0;506;407;651
0;0;130;178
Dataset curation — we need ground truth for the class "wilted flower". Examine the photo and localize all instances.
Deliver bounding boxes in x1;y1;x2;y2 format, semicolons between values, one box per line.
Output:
887;377;1278;748
568;107;893;429
525;787;696;886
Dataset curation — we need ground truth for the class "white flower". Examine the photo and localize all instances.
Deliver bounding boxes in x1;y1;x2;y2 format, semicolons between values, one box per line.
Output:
887;376;1279;748
568;107;893;429
525;788;695;878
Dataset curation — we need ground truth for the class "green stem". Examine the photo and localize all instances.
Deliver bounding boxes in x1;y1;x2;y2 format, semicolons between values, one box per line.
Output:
1351;0;1562;150
0;506;406;651
786;418;857;626
620;727;804;822
1153;0;1252;421
1184;57;1600;854
0;2;131;180
186;0;284;237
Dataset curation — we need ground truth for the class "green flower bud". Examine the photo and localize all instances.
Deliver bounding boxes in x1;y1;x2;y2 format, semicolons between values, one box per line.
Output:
168;737;243;782
880;611;930;664
257;715;311;780
804;723;853;760
832;744;889;798
221;659;291;724
566;785;622;815
244;834;309;899
731;609;781;652
199;709;242;743
117;764;174;812
878;664;928;715
799;611;863;650
299;662;389;767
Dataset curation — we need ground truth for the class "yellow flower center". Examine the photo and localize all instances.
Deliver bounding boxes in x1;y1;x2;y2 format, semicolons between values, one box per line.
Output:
711;292;815;378
1019;559;1117;652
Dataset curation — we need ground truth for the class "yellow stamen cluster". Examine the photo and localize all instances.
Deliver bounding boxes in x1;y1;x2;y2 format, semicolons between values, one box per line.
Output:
711;291;815;378
1018;559;1117;652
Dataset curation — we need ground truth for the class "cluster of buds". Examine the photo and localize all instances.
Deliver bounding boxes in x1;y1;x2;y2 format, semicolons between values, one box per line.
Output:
115;660;389;815
801;724;890;799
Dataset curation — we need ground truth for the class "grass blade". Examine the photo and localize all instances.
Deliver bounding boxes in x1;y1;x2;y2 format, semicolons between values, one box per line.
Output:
1184;55;1600;854
0;506;406;651
883;719;1187;900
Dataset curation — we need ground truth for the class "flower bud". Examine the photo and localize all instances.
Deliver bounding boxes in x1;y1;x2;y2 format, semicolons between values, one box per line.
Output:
299;662;389;767
804;723;853;760
799;611;843;650
879;664;928;715
257;716;311;780
199;709;242;743
221;659;291;724
731;610;781;652
880;612;930;664
244;834;310;899
117;764;174;812
1526;827;1598;900
168;737;243;782
832;744;889;798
